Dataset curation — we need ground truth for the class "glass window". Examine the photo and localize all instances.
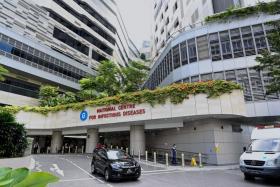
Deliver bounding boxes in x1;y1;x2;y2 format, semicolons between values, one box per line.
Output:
249;68;265;101
191;76;199;82
264;23;275;52
220;31;232;59
252;24;267;54
188;38;197;63
236;69;253;101
0;41;13;53
197;35;209;60
209;33;221;61
167;51;173;73
262;69;279;100
213;72;224;80
180;41;188;65
241;27;256;56
225;70;237;83
230;28;244;58
201;73;212;81
172;45;180;69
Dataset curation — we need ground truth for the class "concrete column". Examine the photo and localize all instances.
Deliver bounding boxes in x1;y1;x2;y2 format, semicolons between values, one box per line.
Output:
130;125;145;156
51;131;63;154
86;128;98;153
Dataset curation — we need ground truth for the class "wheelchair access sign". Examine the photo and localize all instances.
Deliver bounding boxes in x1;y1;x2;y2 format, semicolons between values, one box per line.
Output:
80;111;88;121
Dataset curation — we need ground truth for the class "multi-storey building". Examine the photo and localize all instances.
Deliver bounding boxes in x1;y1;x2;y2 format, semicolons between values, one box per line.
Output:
152;0;271;58
146;1;280;121
0;0;139;106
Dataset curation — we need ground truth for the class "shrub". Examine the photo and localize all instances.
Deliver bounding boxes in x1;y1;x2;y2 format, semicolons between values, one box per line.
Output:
0;111;27;158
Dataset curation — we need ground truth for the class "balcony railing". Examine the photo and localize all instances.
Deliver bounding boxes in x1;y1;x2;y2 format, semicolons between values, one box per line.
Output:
0;82;39;98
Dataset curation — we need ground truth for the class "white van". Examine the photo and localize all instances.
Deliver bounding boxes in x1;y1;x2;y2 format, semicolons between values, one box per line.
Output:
240;125;280;180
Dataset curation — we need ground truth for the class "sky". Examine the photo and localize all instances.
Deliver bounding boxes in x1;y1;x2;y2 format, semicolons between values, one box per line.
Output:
115;0;154;49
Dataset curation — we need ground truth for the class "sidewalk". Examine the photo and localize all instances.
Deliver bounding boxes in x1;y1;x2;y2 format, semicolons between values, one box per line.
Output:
139;159;239;172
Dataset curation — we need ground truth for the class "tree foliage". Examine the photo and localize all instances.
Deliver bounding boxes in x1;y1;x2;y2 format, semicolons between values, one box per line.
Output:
256;20;280;93
39;86;76;107
0;111;27;158
0;65;9;81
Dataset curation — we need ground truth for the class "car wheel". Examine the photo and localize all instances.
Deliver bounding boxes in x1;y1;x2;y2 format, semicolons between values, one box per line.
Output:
132;176;139;181
244;173;254;180
91;164;96;174
104;168;111;182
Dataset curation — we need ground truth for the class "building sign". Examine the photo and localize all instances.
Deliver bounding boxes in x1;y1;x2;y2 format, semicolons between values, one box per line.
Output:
80;104;146;121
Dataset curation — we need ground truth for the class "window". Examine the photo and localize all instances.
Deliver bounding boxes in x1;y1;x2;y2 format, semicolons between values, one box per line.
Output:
236;69;252;101
188;38;197;63
213;72;224;80
209;33;221;61
197;35;209;60
264;23;275;52
166;17;169;25
165;5;169;12
155;25;158;32
252;24;267;54
92;50;108;62
161;27;164;34
173;2;178;12
168;51;173;73
180;41;188;65
241;27;256;56
201;73;212;81
174;19;179;28
230;28;244;58
225;70;237;83
249;68;265;101
53;27;89;55
191;76;199;82
262;69;279;100
220;31;232;59
172;45;180;69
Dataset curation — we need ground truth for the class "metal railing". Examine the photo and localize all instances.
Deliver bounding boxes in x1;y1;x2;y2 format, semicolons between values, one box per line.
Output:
0;82;39;98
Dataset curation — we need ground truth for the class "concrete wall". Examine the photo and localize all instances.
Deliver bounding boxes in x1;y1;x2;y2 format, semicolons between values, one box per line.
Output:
15;90;246;130
146;119;251;165
0;90;38;106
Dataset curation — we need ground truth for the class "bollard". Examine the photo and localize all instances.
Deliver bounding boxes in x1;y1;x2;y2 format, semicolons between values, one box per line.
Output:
62;146;64;154
110;145;113;149
75;146;78;154
181;153;185;167
154;152;157;165
199;153;203;168
165;153;169;167
126;148;129;153
145;151;148;162
82;146;84;154
121;147;123;150
68;147;71;154
116;146;119;149
138;150;141;161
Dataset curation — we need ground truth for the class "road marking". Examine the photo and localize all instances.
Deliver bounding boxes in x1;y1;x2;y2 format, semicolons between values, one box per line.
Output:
50;164;64;177
142;170;185;176
142;169;177;173
58;178;95;182
34;161;42;172
60;157;114;187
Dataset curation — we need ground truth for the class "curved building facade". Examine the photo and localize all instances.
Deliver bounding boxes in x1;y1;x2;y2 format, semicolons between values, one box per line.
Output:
145;13;280;120
0;0;139;106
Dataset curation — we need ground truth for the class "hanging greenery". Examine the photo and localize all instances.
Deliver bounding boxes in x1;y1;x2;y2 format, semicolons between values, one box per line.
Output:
0;80;241;115
205;1;280;23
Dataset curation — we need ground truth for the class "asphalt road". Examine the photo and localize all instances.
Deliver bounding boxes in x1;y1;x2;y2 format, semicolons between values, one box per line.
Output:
32;155;280;187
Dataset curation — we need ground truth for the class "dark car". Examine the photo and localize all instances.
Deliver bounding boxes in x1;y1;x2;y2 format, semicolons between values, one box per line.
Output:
91;148;141;181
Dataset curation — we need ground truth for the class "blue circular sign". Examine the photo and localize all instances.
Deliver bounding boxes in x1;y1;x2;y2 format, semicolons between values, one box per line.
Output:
80;111;88;121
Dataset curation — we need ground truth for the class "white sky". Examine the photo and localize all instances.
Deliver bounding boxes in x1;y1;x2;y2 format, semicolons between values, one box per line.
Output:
115;0;153;49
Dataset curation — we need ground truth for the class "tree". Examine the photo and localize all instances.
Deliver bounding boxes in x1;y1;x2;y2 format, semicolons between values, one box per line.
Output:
39;86;76;106
256;20;280;93
0;65;9;81
121;61;149;92
79;60;122;99
0;111;27;158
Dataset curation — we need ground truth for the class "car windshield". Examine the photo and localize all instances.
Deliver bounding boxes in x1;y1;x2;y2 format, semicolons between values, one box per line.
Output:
107;150;130;160
248;139;280;152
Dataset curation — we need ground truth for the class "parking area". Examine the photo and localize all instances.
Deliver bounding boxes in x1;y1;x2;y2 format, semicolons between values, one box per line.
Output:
32;155;280;187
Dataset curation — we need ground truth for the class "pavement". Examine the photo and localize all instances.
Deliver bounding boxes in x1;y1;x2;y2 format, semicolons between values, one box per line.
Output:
32;154;280;187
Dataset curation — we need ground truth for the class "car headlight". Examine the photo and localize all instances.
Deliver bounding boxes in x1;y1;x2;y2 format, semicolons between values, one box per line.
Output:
135;162;140;167
111;163;122;170
266;160;276;167
240;159;245;166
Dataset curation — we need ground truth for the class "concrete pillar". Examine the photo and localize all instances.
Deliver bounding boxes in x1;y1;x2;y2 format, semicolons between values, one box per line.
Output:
86;128;98;153
130;125;145;156
51;131;63;154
